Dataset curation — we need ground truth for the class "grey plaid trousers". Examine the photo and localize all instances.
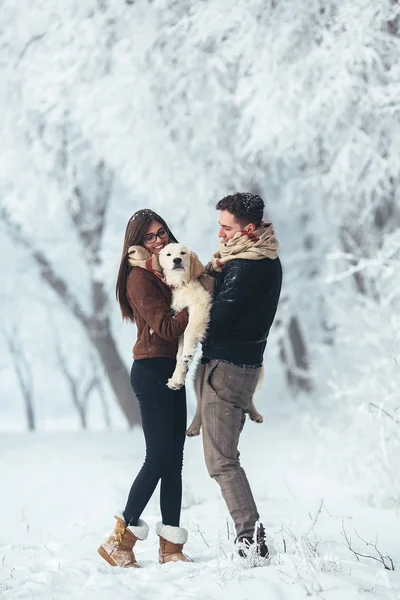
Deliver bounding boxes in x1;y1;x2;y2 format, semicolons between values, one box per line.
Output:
194;359;261;538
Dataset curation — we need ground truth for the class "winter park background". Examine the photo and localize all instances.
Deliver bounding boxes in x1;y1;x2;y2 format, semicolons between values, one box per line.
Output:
1;1;400;598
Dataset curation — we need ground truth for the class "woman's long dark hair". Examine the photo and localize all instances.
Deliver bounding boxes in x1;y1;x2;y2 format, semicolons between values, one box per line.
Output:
116;209;178;321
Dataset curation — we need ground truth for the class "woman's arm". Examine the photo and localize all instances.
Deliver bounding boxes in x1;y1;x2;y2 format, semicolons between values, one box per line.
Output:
127;269;188;342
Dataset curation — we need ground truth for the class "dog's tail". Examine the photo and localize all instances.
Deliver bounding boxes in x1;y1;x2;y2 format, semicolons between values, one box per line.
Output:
256;365;264;391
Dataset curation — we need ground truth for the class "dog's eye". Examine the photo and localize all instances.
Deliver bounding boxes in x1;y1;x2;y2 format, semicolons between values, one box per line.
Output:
180;252;186;255
166;253;171;256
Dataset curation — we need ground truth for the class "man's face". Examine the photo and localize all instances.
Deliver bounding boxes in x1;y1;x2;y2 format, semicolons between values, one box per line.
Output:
218;210;244;243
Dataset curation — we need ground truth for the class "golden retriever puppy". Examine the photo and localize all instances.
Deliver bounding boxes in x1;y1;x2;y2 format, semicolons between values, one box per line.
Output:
159;243;212;391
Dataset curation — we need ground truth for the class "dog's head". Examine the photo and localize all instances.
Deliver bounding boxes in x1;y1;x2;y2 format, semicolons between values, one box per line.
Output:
159;243;205;287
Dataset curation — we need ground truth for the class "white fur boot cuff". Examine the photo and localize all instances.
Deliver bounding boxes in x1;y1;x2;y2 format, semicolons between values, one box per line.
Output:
114;510;149;541
156;522;188;545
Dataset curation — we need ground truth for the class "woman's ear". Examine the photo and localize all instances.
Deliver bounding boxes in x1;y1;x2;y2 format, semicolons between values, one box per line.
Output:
189;251;205;281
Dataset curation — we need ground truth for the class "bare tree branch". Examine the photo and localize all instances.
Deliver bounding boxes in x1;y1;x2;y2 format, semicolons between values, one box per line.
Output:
342;522;395;570
96;376;111;429
54;336;87;429
2;326;35;431
304;499;324;537
369;402;399;425
15;34;46;66
67;159;114;261
0;207;140;427
278;314;314;394
0;209;91;327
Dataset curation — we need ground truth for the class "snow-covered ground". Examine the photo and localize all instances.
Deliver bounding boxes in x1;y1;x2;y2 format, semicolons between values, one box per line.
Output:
1;415;399;600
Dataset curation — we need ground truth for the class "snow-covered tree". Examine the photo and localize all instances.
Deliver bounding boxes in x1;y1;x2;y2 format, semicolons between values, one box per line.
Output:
1;0;399;430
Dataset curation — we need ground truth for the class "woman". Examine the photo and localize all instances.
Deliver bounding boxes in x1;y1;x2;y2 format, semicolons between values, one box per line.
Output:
98;209;191;568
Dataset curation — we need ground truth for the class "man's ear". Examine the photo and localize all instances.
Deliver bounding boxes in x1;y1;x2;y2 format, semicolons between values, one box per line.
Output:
245;223;256;233
189;251;205;281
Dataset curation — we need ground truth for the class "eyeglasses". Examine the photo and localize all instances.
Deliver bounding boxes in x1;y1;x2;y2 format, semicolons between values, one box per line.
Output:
143;227;169;244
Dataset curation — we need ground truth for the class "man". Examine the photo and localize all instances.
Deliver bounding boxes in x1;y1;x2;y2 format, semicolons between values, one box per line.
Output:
195;192;282;558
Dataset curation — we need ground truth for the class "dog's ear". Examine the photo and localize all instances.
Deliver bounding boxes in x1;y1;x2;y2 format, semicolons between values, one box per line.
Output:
189;251;205;281
128;245;150;261
198;273;215;295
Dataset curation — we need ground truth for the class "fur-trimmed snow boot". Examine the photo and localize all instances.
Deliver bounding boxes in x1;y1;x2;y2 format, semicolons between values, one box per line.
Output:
98;511;149;568
156;523;192;564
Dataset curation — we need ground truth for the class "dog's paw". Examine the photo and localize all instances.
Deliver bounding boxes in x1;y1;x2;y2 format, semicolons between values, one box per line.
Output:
249;411;264;424
167;378;184;390
182;354;194;366
186;426;201;437
186;420;202;437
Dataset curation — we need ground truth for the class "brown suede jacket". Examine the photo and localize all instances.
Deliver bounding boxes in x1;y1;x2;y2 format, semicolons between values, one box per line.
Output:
126;267;188;360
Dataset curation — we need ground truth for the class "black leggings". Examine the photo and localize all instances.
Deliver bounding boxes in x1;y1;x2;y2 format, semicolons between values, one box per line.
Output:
123;358;187;527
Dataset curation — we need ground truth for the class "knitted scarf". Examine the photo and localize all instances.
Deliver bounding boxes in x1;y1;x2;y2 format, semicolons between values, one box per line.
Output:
211;222;279;272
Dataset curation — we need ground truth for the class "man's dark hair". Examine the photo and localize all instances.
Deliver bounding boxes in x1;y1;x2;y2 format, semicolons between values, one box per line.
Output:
216;192;264;227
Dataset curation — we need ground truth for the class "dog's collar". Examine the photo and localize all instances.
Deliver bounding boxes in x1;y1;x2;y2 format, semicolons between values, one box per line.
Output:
151;270;166;283
152;270;180;290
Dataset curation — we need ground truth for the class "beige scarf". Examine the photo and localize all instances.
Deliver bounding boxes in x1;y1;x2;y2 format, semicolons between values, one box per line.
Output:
211;222;279;272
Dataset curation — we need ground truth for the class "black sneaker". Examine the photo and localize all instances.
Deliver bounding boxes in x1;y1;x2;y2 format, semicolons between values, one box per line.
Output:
236;523;269;558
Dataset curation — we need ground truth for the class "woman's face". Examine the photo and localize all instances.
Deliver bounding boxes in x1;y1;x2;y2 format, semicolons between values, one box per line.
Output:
142;221;170;255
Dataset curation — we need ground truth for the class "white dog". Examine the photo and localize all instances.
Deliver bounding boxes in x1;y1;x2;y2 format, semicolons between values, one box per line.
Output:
159;243;212;391
159;242;264;437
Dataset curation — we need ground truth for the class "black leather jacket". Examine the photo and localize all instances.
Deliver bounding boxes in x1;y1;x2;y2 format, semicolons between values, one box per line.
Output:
202;257;282;365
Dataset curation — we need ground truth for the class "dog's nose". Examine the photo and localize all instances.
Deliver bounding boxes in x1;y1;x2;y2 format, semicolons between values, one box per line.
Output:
173;257;182;265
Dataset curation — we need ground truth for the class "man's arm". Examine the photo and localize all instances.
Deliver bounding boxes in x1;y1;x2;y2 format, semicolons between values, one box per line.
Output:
206;260;257;342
